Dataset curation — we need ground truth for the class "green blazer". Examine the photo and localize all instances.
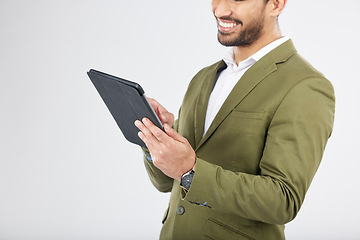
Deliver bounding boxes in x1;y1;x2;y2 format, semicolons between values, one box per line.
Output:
143;40;335;240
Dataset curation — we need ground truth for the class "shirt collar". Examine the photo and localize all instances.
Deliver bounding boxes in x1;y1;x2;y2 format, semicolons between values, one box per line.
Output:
223;36;290;69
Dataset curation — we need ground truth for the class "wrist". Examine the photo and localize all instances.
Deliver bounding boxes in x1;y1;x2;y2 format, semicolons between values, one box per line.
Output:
178;157;196;181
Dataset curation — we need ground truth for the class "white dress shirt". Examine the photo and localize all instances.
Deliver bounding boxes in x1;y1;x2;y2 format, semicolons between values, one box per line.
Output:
203;36;290;135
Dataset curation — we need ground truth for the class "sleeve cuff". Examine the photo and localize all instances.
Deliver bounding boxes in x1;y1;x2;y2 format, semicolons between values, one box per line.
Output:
181;158;218;207
142;147;152;161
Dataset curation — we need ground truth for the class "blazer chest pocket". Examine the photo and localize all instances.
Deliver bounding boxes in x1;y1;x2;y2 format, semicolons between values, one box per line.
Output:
227;109;266;135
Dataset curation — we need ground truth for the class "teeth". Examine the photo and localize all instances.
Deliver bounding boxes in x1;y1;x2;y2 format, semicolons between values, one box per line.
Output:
218;20;237;28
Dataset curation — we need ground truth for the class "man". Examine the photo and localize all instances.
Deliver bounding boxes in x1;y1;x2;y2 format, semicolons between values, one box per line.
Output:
135;0;335;239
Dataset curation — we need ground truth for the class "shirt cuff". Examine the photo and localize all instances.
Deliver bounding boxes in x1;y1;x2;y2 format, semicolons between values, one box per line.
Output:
142;147;152;161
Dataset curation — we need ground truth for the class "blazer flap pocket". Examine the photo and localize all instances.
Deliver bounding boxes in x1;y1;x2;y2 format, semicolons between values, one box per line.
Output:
203;218;255;240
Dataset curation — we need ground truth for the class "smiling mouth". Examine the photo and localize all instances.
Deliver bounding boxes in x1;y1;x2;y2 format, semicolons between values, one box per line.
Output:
217;18;240;33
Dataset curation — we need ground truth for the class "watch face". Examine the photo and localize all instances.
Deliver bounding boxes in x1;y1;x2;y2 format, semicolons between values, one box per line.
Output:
181;170;194;190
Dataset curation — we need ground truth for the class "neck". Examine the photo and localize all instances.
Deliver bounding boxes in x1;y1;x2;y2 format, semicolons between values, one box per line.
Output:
233;27;282;64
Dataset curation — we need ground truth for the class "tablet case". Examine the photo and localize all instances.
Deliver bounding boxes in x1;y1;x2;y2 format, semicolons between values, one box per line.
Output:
87;69;163;149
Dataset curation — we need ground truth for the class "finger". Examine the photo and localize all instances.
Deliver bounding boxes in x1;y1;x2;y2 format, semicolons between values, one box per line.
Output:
147;98;162;116
161;112;175;126
134;120;157;148
147;97;158;109
137;131;149;147
147;98;174;125
164;124;185;142
142;117;170;143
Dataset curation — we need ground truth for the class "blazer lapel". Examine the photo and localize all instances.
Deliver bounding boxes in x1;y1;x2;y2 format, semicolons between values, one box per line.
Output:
194;61;227;148
195;40;297;151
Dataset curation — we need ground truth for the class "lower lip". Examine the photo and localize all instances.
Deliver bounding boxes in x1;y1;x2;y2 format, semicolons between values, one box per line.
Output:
218;25;237;33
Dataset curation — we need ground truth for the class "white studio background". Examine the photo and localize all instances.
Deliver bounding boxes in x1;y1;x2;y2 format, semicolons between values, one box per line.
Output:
0;1;359;239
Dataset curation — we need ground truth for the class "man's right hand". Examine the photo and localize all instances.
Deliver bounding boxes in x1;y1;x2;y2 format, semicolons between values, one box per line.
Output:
147;98;174;127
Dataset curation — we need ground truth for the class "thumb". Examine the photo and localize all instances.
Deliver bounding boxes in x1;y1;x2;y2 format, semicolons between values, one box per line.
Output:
164;124;183;142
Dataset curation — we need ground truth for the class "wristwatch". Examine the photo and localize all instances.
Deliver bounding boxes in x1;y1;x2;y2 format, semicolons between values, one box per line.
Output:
180;169;195;190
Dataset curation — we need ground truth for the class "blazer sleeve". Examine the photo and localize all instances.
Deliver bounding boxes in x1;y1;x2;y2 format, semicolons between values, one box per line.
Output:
182;77;335;225
143;147;173;193
141;117;181;193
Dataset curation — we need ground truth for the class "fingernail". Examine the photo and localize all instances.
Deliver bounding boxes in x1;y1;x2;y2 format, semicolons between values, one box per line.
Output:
137;131;143;139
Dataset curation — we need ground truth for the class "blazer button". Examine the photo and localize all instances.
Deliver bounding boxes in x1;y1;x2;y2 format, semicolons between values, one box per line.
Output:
176;206;185;215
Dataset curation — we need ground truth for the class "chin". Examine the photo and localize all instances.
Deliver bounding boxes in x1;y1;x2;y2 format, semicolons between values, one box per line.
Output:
217;34;238;47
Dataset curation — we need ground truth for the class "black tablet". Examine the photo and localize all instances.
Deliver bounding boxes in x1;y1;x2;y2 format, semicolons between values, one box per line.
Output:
87;69;163;149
